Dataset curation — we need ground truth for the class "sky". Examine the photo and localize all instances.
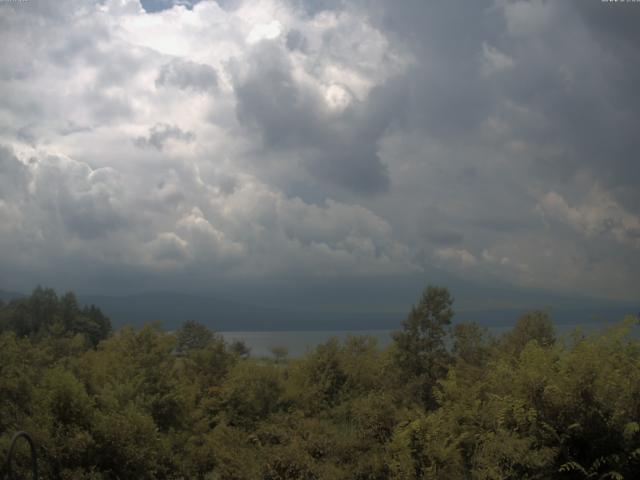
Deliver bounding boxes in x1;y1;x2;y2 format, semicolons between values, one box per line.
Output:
1;0;639;316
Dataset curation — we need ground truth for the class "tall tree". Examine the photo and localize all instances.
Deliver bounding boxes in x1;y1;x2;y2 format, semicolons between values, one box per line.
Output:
176;320;215;353
502;309;555;356
393;285;454;408
452;321;491;367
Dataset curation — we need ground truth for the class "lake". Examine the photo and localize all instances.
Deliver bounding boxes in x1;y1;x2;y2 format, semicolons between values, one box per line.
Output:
220;318;635;358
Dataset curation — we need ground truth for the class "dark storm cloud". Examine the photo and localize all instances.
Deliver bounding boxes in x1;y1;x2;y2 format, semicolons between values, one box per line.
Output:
47;22;110;68
58;191;129;240
285;29;308;52
364;1;638;163
15;126;37;146
351;0;499;136
0;146;30;199
135;124;195;150
574;1;640;47
83;88;134;123
1;0;639;302
156;58;218;93
287;0;346;17
233;42;393;194
426;230;464;247
365;0;640;212
32;156;131;240
495;26;640;188
233;43;318;147
471;217;528;234
482;2;640;214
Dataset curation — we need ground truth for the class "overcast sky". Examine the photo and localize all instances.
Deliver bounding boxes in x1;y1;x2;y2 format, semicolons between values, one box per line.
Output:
1;0;639;312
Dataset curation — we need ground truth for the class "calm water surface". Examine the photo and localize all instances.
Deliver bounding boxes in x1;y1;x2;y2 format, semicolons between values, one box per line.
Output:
221;319;631;358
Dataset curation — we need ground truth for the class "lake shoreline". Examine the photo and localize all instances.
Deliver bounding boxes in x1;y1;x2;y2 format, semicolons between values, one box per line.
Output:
220;318;635;358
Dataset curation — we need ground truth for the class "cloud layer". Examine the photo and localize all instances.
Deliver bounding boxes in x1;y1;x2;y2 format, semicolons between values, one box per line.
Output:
1;0;639;302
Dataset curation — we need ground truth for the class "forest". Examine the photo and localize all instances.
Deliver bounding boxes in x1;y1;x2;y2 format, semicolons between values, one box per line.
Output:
1;286;639;479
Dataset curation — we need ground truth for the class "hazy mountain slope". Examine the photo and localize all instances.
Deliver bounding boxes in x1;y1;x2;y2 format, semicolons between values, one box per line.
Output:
79;292;638;332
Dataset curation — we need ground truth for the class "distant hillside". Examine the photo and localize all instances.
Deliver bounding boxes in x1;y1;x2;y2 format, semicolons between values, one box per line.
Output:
78;292;402;331
3;288;636;332
79;292;638;332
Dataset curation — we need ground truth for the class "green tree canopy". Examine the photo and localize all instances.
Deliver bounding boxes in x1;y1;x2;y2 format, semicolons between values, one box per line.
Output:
176;320;215;353
502;309;556;356
392;285;454;408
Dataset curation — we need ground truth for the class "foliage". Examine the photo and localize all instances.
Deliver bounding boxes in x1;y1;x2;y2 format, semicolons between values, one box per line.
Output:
1;285;639;479
177;320;216;353
0;286;111;346
392;286;454;408
270;346;289;364
501;309;556;356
